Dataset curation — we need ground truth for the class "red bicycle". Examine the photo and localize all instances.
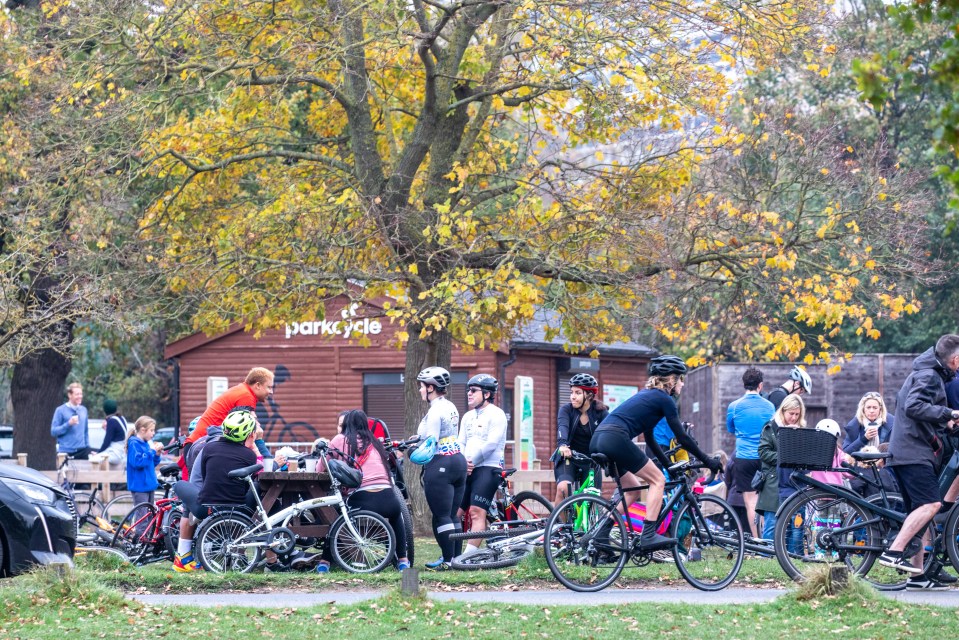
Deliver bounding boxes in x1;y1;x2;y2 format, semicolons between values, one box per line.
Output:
110;463;184;565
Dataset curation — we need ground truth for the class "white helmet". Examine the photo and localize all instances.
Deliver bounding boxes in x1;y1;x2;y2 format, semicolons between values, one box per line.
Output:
790;366;812;394
816;419;842;439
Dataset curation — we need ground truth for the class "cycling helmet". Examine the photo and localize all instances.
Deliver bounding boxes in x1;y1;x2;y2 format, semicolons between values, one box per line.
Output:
569;373;599;393
221;410;257;443
815;419;842;439
327;458;363;488
188;416;202;435
790;365;812;394
648;355;688;377
416;366;451;390
468;373;498;393
409;435;436;465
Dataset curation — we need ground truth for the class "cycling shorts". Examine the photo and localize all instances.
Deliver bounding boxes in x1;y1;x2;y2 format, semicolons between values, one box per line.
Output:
589;427;648;476
461;466;501;511
733;458;762;494
554;454;603;488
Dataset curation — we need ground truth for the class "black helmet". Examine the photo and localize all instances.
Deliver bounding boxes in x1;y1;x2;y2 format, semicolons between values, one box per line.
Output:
416;366;451;390
648;355;687;377
569;373;599;392
467;373;498;393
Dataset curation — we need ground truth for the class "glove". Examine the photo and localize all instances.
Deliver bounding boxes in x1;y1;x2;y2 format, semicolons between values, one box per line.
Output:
706;455;722;474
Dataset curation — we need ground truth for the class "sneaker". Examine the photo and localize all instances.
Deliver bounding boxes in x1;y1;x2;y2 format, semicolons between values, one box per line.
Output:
936;567;959;584
290;553;324;571
396;560;411;571
264;561;293;573
877;552;924;575
424;557;447;569
906;576;951;591
651;549;675;563
637;531;677;552
315;562;331;573
426;561;451;572
172;553;202;573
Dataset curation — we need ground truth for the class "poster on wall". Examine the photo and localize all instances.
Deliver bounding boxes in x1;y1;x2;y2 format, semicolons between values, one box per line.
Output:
514;375;535;470
604;384;638;411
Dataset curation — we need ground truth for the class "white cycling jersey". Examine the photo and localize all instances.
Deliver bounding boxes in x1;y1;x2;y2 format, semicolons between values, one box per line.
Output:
458;403;507;468
417;396;460;443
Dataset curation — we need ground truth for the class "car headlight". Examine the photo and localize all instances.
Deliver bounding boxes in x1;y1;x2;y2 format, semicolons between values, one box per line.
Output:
6;479;57;505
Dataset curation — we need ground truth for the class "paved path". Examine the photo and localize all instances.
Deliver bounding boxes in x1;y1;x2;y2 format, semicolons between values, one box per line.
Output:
128;587;959;608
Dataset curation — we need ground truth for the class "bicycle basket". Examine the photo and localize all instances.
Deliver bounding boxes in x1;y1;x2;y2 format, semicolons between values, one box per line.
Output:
327;459;363;488
778;427;837;470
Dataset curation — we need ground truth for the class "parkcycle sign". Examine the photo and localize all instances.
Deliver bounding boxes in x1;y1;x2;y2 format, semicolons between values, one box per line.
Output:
285;304;383;340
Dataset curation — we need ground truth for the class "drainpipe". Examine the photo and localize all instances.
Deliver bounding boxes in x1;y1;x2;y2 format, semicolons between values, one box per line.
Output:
500;348;518;463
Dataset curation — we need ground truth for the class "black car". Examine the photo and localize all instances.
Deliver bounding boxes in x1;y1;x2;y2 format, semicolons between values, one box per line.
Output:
0;463;76;576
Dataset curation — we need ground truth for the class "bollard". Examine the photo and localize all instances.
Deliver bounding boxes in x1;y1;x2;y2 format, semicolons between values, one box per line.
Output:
827;565;849;592
400;567;420;596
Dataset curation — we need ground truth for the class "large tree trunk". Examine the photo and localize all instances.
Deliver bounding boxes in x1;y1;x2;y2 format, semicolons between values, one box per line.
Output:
12;345;71;470
403;326;453;535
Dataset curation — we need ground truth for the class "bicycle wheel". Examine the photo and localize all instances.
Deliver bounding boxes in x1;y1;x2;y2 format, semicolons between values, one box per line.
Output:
329;510;395;573
72;491;106;536
449;526;541;541
449;545;532;570
103;493;137;523
74;545;130;564
671;495;744;591
111;502;158;565
945;502;959;574
393;486;415;565
194;512;262;574
511;491;553;523
162;504;184;559
775;489;884;585
543;494;628;592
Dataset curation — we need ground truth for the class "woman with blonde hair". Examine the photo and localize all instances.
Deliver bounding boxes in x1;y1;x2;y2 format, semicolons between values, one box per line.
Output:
755;394;806;540
843;391;894;454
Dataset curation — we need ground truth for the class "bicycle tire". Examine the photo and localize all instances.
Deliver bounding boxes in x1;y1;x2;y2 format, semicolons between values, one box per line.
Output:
74;545;131;564
393;486;415;565
449;526;541;542
945;502;959;575
856;493;925;591
449;545;532;570
671;494;744;591
329;510;395;574
511;491;553;523
543;494;628;592
194;511;261;573
103;493;137;523
110;502;158;565
72;491;106;536
162;504;184;559
774;488;886;585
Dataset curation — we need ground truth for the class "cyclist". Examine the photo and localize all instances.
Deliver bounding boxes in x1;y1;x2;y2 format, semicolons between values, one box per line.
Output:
589;355;721;551
454;374;508;563
879;334;959;590
415;366;466;571
553;373;608;503
172;409;259;572
766;365;811;410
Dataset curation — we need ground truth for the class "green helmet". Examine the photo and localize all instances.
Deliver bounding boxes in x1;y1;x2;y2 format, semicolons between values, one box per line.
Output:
222;410;257;443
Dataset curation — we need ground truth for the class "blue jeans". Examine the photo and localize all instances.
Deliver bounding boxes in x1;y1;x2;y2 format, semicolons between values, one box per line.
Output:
761;510;776;540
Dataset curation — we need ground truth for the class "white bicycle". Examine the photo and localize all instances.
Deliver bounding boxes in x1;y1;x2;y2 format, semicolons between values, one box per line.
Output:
193;443;395;573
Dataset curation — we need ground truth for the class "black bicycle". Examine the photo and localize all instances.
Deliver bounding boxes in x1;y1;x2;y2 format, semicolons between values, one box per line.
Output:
544;454;744;592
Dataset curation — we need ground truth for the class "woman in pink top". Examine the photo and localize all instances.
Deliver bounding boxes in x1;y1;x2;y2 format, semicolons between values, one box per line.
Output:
320;409;409;571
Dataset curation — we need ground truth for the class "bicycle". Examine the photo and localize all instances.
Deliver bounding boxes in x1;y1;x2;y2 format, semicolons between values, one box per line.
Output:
192;441;395;573
544;453;744;592
109;464;184;565
772;439;945;590
460;467;553;534
57;454;106;538
101;438;185;524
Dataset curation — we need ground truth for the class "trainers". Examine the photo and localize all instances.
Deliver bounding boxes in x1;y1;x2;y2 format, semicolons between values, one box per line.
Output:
264;561;293;573
651;549;675;563
877;552;924;575
315;561;331;573
426;561;451;571
290;553;324;571
906;576;950;591
638;531;677;552
172;553;202;572
396;560;411;571
424;557;447;569
936;567;959;584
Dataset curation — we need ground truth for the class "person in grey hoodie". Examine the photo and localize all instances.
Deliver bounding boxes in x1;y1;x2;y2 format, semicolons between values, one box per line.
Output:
878;334;959;589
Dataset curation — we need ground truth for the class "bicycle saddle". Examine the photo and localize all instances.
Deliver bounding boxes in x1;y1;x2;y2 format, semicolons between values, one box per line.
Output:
228;463;264;479
159;463;181;477
850;451;891;462
590;453;612;473
502;468;518;477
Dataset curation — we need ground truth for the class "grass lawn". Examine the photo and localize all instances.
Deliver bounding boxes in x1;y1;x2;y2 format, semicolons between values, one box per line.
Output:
2;560;958;640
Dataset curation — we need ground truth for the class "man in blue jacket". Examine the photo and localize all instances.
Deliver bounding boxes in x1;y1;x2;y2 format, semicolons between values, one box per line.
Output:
50;382;90;459
726;368;774;539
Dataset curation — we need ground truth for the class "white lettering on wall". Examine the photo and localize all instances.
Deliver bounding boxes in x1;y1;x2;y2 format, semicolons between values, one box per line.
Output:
284;304;383;340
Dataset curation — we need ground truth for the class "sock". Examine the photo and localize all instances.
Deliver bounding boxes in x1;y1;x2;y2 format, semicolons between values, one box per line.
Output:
177;538;193;556
465;543;479;553
884;549;902;558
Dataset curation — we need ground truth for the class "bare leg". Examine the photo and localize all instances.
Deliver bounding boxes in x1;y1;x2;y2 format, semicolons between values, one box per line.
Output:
556;480;572;504
742;490;759;538
466;505;488;549
944;476;959;503
889;502;940;570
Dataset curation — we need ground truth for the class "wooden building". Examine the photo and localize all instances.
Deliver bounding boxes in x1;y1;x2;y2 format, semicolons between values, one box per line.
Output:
165;298;656;469
678;354;918;455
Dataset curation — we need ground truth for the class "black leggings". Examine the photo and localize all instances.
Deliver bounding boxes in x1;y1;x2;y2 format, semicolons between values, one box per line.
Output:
423;453;467;561
346;489;409;560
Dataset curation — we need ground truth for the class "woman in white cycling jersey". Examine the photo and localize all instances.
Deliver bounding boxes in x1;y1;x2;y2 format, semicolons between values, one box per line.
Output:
415;366;467;571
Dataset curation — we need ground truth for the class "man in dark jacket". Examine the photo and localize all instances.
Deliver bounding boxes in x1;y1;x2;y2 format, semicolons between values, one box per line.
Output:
879;335;959;589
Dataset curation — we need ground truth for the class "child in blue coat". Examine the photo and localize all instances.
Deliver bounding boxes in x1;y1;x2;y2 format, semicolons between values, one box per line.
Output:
126;416;163;506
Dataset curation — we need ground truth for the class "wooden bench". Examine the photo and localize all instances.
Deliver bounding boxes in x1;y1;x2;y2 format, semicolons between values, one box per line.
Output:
7;453;129;503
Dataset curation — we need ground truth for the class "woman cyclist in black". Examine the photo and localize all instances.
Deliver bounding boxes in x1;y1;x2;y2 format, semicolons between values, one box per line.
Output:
415;366;467;571
590;355;721;550
553;373;609;503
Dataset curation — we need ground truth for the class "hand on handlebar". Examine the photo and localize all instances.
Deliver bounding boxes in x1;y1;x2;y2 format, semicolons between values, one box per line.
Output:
706;455;722;474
